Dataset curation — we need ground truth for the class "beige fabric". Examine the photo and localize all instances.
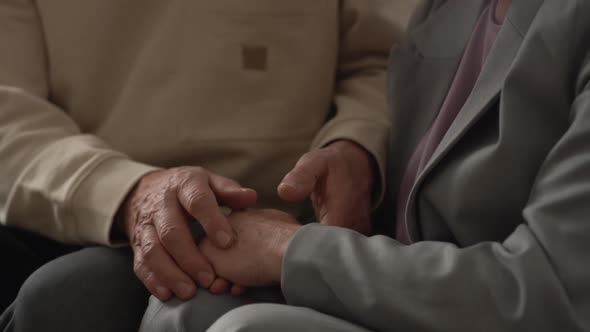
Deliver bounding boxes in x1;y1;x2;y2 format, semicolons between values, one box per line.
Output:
0;0;416;245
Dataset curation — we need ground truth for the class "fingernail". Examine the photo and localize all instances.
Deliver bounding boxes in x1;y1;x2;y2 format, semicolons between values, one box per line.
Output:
197;272;214;287
177;282;195;298
216;231;234;247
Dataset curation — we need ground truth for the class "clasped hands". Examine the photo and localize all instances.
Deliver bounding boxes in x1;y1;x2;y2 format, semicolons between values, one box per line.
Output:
118;140;375;300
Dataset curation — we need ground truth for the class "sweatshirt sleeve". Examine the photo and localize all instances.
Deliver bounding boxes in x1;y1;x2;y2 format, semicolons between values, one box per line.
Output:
311;0;417;205
0;0;158;245
280;29;590;332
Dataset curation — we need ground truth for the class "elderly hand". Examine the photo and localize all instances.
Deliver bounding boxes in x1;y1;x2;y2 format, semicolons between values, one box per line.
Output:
119;167;257;301
199;209;300;287
278;140;376;234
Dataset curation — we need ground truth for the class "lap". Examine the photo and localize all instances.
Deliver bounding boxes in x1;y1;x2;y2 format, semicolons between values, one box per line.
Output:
140;287;285;332
1;246;149;332
0;226;78;313
208;304;371;332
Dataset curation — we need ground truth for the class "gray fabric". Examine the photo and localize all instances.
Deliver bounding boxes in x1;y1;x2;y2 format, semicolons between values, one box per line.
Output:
279;0;590;331
0;226;79;314
207;304;371;332
1;247;149;332
140;287;284;332
396;1;500;243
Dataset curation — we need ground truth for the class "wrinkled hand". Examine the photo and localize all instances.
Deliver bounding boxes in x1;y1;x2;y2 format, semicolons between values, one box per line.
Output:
119;167;257;301
199;209;300;287
278;140;376;234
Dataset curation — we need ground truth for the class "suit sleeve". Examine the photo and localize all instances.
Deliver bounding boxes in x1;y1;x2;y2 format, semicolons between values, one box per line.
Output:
0;0;157;245
311;0;417;205
281;5;590;332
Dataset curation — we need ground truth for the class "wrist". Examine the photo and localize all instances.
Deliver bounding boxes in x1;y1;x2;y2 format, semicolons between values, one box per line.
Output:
271;223;300;283
114;172;149;240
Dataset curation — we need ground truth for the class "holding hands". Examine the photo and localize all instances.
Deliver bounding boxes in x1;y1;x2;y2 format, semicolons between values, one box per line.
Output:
121;140;376;299
199;140;378;287
199;209;300;287
119;167;257;300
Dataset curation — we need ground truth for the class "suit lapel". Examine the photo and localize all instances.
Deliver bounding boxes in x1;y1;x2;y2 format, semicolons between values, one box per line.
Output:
404;0;545;241
410;0;485;59
387;0;485;236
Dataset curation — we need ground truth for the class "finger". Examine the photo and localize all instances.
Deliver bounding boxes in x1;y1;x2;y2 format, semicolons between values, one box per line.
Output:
134;264;172;302
177;174;236;249
133;224;197;300
152;196;217;288
209;174;258;209
209;278;231;295
278;151;328;202
231;285;247;297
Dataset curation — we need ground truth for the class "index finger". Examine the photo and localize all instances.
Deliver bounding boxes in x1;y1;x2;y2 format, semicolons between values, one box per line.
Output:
177;173;236;249
152;195;217;288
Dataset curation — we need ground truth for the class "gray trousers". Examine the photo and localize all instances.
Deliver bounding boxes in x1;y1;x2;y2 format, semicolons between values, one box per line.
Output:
0;226;78;313
1;245;316;332
0;247;149;332
208;304;371;332
141;291;370;332
2;240;368;332
140;287;285;331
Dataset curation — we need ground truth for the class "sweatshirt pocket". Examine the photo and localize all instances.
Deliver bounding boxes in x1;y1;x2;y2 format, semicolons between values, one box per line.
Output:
178;1;339;141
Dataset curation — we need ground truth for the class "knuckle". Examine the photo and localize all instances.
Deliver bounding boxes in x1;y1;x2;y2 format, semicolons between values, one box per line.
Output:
170;167;192;186
180;166;206;177
174;168;209;193
133;261;143;276
186;190;209;211
143;271;158;285
142;192;158;206
143;271;155;283
133;254;147;276
192;166;206;174
158;223;180;243
132;227;143;248
174;166;192;174
133;259;143;276
137;210;155;224
141;240;158;260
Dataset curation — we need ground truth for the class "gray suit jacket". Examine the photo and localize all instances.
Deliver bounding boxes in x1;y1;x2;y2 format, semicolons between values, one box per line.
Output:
281;0;590;331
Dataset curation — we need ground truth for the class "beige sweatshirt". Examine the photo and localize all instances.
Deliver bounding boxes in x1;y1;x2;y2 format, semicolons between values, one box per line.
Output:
0;0;415;245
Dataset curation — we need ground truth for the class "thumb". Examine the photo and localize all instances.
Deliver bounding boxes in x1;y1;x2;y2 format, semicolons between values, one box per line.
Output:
278;152;327;202
210;174;258;209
